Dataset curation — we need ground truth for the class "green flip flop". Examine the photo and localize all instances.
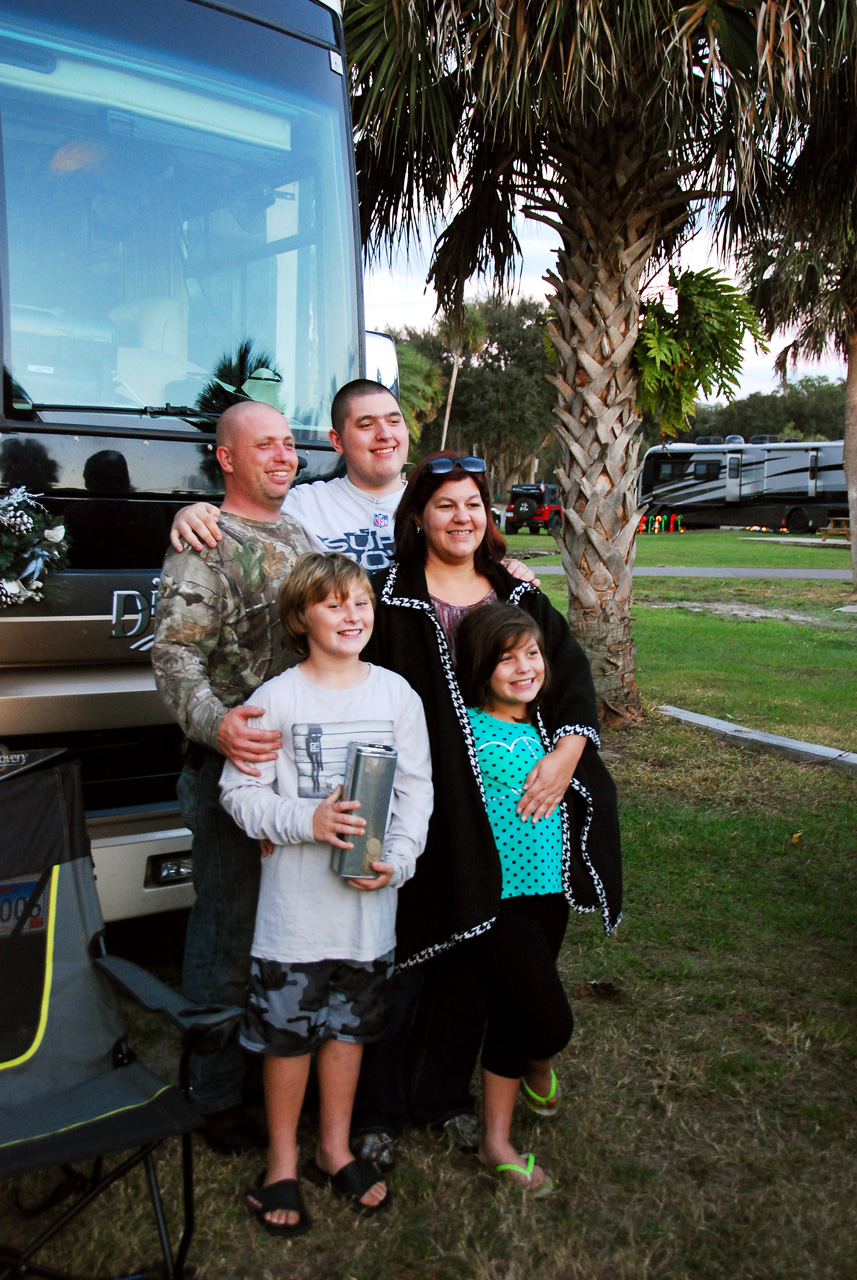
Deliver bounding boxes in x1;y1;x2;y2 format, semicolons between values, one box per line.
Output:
521;1068;560;1117
495;1152;555;1195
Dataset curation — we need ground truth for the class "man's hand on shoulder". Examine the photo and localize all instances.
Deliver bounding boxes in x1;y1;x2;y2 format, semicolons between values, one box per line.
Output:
217;705;281;775
170;502;223;552
504;558;541;587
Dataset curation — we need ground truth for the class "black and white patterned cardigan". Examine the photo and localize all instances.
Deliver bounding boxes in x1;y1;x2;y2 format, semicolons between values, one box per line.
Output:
364;558;623;968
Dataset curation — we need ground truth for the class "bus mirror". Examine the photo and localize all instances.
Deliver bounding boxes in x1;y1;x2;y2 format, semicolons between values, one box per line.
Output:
365;331;399;399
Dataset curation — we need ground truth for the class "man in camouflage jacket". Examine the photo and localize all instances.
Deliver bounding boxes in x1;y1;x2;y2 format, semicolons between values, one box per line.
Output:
152;401;310;1152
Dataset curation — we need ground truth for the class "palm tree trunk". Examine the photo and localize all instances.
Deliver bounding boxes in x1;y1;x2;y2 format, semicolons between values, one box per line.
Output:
532;128;672;725
546;256;646;726
844;332;857;595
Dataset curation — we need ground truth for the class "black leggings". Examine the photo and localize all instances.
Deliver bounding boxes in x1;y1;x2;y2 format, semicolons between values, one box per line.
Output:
474;893;573;1080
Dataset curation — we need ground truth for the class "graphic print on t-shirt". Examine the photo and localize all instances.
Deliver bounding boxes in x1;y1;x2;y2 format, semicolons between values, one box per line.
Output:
293;720;395;797
316;527;394;572
476;729;543;801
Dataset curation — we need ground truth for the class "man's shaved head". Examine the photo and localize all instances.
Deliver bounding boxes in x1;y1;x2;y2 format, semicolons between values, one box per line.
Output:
216;400;287;449
215;400;297;520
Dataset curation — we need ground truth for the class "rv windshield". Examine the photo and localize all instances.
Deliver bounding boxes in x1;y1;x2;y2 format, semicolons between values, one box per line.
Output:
0;0;359;439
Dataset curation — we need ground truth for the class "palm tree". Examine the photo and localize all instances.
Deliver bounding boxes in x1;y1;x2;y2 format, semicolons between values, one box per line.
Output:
437;304;487;449
739;64;857;594
344;1;850;723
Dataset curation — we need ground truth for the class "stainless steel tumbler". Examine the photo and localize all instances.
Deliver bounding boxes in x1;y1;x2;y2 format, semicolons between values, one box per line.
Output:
331;742;398;879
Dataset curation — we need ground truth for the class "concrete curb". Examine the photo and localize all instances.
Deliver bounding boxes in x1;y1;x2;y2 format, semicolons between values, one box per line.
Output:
533;565;853;579
658;705;857;773
738;536;850;549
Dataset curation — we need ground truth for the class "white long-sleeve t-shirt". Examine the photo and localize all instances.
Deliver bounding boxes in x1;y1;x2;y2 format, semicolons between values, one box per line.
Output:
219;663;432;964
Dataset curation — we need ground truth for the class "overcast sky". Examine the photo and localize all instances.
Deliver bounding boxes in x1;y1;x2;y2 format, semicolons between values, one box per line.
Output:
364;217;846;402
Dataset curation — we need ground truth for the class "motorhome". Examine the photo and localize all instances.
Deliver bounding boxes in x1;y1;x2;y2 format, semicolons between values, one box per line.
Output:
638;439;846;533
0;0;395;920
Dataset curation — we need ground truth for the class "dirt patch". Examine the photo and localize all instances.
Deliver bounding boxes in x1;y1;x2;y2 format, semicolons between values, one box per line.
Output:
641;599;852;627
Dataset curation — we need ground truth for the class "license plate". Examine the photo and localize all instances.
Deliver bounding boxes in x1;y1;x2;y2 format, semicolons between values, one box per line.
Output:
0;879;48;935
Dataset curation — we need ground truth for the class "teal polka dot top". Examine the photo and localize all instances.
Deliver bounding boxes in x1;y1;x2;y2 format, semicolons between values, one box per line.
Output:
467;707;563;899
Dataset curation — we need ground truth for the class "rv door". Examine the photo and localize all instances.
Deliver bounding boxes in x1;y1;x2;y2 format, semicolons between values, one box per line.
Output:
807;450;819;499
740;449;764;497
725;453;741;502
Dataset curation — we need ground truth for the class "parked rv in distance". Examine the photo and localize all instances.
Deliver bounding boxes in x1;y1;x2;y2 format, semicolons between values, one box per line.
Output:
639;437;847;533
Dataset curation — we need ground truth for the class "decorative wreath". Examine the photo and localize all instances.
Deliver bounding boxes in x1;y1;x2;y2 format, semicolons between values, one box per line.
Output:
0;487;69;608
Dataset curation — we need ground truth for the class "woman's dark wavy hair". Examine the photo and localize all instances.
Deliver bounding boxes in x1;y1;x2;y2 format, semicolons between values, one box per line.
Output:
393;450;506;572
455;602;549;723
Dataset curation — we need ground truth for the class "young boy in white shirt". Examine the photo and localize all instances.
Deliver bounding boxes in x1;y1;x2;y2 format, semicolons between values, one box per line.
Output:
219;552;432;1237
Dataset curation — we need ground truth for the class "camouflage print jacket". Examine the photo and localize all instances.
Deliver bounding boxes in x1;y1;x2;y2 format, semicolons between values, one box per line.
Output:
152;511;311;752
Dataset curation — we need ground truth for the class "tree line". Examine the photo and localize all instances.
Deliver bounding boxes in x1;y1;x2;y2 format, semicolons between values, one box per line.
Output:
391;297;561;501
394;303;845;492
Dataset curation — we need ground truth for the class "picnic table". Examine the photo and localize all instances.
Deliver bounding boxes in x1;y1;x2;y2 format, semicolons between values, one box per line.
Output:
820;517;850;542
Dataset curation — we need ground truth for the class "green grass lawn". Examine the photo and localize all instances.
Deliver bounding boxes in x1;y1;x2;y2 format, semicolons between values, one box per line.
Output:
633;529;852;569
630;608;856;748
538;574;856;748
505;527;852;569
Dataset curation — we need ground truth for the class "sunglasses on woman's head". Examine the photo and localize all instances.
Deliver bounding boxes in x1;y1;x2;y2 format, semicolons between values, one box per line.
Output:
425;455;486;475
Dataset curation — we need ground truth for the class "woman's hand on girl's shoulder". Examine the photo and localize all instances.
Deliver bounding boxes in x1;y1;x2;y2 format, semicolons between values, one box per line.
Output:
517;735;587;822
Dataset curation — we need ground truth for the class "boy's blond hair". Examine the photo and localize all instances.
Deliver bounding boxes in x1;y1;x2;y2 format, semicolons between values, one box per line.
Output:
279;552;374;660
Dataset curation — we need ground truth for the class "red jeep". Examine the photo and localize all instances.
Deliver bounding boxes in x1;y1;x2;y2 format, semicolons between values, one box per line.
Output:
504;483;562;535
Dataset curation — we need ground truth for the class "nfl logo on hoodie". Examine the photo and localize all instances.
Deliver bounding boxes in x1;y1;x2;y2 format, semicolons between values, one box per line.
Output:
373;513;389;528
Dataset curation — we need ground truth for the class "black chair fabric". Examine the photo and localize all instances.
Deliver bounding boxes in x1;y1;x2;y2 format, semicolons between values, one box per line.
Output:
0;757;205;1279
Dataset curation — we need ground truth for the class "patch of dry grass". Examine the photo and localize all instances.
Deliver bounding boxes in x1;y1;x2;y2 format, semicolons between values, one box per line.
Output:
605;714;855;810
631;577;856;624
541;574;856;626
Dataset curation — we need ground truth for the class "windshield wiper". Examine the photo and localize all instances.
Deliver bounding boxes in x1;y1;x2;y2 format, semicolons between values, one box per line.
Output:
28;403;218;420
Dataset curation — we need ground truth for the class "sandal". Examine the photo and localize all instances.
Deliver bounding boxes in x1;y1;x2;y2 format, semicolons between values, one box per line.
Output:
245;1174;312;1238
521;1068;560;1117
303;1157;392;1217
495;1152;555;1196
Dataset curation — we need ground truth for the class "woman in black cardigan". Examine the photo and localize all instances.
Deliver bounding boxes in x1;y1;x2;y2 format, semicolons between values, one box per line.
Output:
352;452;621;1171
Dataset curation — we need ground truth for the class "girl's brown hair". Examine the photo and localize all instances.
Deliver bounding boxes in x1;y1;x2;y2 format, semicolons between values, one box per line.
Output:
278;552;374;660
455;602;549;722
393;450;506;572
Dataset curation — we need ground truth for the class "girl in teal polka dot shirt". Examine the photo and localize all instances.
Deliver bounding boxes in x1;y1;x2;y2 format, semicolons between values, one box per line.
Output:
456;602;584;1194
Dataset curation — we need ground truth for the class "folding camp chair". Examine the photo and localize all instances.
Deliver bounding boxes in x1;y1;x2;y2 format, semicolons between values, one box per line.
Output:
0;754;240;1280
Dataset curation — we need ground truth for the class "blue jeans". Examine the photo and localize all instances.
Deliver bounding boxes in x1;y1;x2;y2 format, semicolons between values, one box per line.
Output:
178;750;261;1114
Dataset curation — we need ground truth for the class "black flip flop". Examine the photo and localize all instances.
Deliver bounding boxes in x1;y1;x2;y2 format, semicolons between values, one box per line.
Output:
302;1157;392;1216
245;1175;312;1238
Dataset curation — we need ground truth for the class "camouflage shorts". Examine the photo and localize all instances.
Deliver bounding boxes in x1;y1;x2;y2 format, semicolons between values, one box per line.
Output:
239;952;394;1057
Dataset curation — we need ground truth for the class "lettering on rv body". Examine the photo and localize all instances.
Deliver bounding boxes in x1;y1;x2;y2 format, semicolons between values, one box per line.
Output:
0;749;27;772
111;578;160;650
